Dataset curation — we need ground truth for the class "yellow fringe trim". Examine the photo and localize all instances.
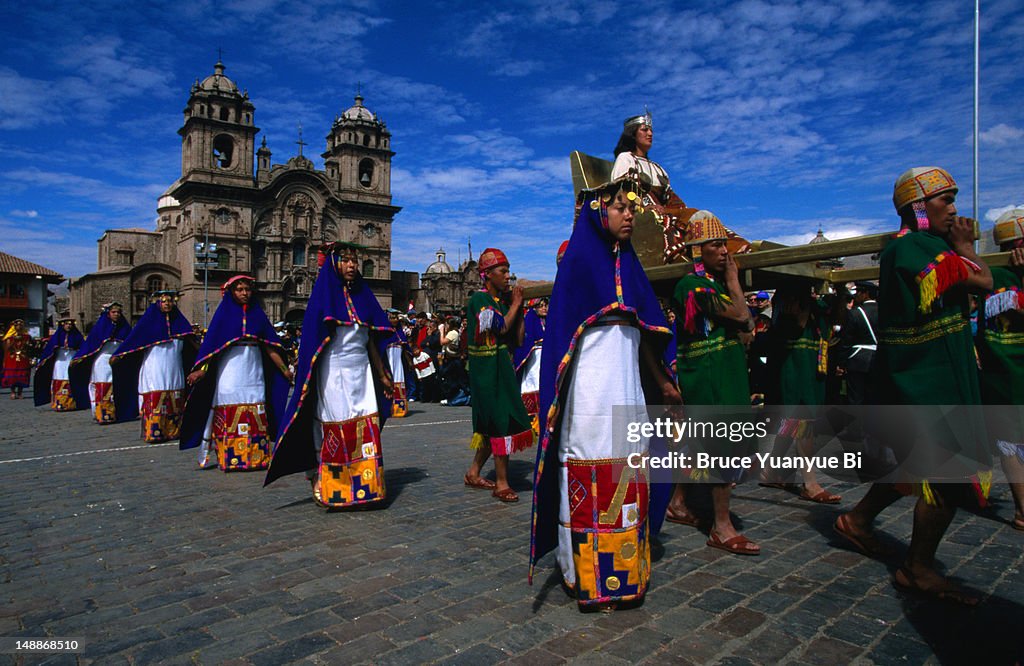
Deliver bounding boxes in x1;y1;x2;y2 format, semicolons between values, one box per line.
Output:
977;469;993;499
918;268;938;314
470;432;487;450
690;468;710;482
920;480;937;505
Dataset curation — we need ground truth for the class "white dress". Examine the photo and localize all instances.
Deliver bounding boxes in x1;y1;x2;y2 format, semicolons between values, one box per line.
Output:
53;348;75;381
139;339;186;402
199;342;265;464
88;340;119;410
556;317;649;587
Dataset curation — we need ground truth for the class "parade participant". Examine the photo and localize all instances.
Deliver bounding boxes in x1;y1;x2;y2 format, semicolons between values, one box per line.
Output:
34;317;86;411
180;276;291;471
837;281;879;406
556;240;569;265
384;308;411;418
665;211;761;554
463;247;534;502
267;242;394;509
70;303;132;424
760;284;841;504
2;319;32;399
513;298;547;432
109;291;198;442
530;180;680;609
834;167;993;605
976;209;1024;531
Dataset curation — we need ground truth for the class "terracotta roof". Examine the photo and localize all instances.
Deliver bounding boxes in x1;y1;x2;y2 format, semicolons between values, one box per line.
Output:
0;250;62;278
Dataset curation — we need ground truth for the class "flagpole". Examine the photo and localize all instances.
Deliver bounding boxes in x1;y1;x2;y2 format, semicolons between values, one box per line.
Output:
973;0;980;228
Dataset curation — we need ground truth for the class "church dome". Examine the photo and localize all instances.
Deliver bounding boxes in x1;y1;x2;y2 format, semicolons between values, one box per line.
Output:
425;248;454;274
341;94;375;122
199;61;238;93
809;227;829;244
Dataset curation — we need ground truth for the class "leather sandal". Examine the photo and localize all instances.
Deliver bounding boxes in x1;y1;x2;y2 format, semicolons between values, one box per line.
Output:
706;530;760;556
492;487;519;503
464;474;496;490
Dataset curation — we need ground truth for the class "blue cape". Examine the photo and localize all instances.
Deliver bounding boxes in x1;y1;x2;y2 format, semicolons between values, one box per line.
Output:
513;309;545;373
33;325;87;407
109;303;197;423
69;313;132;415
179;292;289;450
266;264;394;486
529;189;674;582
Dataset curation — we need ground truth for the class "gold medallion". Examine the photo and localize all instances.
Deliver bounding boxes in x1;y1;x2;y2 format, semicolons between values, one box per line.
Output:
627;508;638;523
357;489;366;499
605;576;621;591
620;542;636;560
626;191;637;201
590;200;600;210
362;469;374;481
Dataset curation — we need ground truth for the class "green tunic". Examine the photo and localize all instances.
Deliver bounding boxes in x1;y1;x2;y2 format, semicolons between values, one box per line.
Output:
672;274;749;405
977;266;1024;443
466;290;533;452
875;232;980;406
769;307;828;407
873;231;990;480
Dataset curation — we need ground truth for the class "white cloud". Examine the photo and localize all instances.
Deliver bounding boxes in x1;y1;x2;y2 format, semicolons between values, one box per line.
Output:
10;209;38;218
979;123;1024;147
985;203;1024;222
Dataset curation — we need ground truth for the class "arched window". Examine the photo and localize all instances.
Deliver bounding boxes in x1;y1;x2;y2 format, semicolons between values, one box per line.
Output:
254;239;266;262
363;134;370;147
359;159;374;188
212;135;234;169
362;260;374;278
219;107;230;121
146;275;163;295
216;249;230;270
292;240;306;266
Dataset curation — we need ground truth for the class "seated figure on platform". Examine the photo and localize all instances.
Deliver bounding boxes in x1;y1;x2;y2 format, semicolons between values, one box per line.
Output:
266;242;395;509
180;276;292;472
70;303;132;424
34;317;86;412
110;291;199;442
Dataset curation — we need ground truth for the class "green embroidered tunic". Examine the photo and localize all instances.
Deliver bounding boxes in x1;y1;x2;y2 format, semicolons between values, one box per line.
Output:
768;307;828;407
466;290;533;453
873;231;991;480
977;266;1024;443
672;274;749;406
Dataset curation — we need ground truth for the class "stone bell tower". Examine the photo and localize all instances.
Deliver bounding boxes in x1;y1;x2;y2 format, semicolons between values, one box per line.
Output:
178;60;258;188
322;93;394;205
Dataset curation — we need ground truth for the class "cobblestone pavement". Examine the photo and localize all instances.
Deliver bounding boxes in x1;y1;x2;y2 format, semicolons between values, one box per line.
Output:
1;389;1023;665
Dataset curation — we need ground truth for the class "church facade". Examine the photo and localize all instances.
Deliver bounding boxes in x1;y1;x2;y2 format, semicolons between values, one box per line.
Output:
70;61;400;328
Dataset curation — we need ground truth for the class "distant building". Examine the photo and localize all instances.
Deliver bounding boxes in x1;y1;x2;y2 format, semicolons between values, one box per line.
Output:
70;60;400;327
417;248;482;315
0;251;62;337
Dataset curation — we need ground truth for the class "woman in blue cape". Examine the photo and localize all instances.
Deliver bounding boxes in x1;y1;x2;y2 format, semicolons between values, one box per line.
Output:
384;309;411;418
513;298;547;432
34;318;87;411
70;303;132;424
266;242;395;509
110;291;198;442
180;276;292;471
529;179;680;610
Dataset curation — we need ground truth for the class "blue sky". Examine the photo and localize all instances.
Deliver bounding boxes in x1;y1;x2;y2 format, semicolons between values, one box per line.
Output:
1;0;1022;281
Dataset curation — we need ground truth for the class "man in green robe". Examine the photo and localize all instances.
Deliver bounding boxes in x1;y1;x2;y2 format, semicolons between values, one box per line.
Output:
463;247;534;502
834;167;993;605
977;209;1024;531
667;211;760;555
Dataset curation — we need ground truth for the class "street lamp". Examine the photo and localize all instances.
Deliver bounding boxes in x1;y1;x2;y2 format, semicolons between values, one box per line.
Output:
194;228;218;328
